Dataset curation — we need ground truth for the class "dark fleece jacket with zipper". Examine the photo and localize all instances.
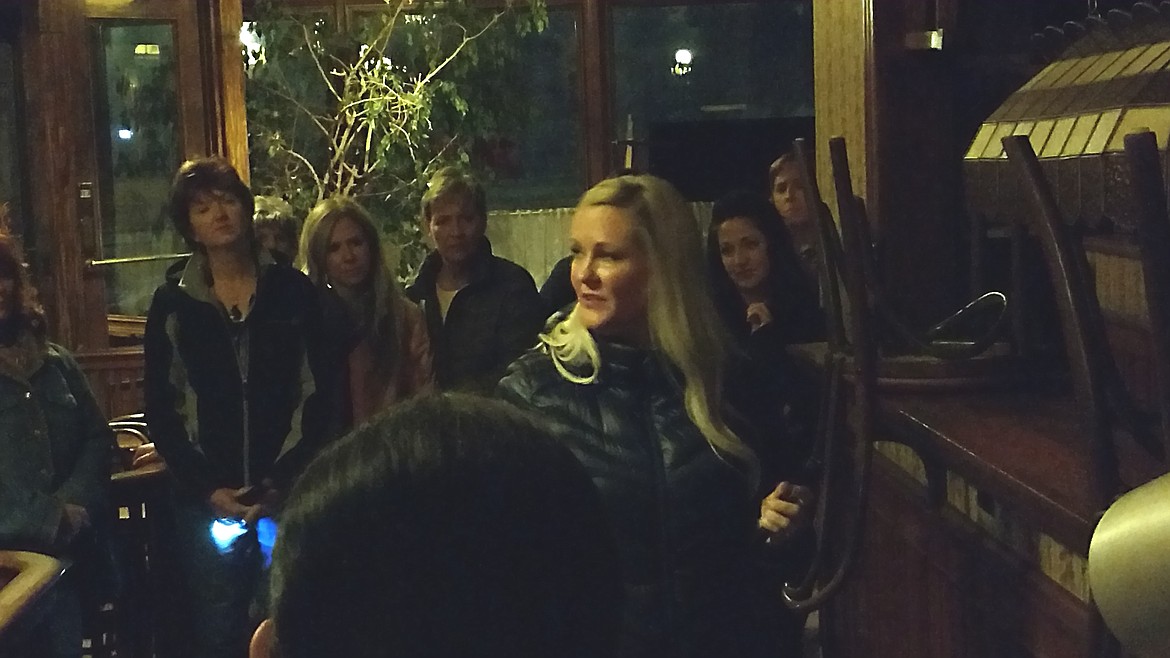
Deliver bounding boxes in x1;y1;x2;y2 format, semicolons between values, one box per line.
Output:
144;251;327;502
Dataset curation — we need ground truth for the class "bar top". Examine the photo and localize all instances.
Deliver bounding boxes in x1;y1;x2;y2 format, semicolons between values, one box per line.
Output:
0;551;64;639
790;343;1163;555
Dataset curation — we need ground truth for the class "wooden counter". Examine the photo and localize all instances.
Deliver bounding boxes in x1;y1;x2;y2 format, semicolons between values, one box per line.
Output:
791;342;1162;556
0;551;65;640
789;342;1163;657
883;391;1101;555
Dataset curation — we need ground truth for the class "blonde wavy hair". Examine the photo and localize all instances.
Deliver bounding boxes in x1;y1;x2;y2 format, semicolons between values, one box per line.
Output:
540;175;760;485
300;197;404;374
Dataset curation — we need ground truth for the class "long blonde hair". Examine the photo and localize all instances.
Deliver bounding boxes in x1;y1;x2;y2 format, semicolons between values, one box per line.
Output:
300;197;403;373
541;175;760;485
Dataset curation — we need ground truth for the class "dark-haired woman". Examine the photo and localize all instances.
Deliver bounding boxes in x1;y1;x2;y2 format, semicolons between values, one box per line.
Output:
299;197;433;431
144;156;327;658
0;227;114;658
707;190;822;549
708;190;822;349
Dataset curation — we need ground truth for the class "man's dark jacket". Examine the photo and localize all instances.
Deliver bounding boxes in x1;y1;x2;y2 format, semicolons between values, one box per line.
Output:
405;239;544;392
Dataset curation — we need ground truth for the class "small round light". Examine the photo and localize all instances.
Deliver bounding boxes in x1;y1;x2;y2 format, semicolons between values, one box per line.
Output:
674;49;693;66
117;128;133;140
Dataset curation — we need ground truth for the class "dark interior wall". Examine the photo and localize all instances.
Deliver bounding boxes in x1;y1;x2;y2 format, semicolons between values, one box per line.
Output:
873;0;1146;328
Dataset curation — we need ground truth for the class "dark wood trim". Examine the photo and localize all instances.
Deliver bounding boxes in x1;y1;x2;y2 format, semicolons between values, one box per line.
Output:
788;338;1165;557
580;0;608;183
1084;234;1140;259
84;0;190;19
201;0;250;178
22;0;102;349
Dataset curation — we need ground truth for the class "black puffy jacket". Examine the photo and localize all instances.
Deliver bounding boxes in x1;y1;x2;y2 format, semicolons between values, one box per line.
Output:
499;340;803;658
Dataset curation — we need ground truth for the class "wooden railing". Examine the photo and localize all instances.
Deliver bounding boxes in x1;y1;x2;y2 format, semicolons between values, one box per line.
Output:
75;347;146;420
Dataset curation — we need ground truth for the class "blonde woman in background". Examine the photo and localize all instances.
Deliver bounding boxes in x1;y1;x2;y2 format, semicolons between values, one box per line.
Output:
300;198;433;431
499;174;813;658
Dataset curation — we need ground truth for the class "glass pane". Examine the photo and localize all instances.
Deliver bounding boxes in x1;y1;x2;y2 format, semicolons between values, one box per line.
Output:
1100;46;1145;82
1062;113;1102;156
1028;119;1056;155
611;2;814;200
1085;108;1120;155
1121;43;1168;77
91;21;186;316
1019;58;1072;91
482;10;583;210
1040;116;1076;158
0;41;26;242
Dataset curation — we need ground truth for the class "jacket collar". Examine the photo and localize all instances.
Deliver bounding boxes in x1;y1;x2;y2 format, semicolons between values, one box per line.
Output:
173;248;276;304
593;334;669;388
0;333;51;386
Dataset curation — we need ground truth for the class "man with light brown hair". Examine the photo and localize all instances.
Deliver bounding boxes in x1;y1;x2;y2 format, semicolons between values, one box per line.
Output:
405;166;544;392
769;153;818;287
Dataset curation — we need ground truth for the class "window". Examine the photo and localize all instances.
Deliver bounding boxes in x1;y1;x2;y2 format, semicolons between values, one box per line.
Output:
610;1;813;199
482;9;584;210
90;22;186;316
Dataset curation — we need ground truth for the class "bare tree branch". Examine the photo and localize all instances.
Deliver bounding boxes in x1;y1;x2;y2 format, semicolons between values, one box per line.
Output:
302;21;342;103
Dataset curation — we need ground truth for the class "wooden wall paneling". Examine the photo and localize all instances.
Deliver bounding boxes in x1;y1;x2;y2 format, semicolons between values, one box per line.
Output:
829;455;1096;657
580;0;608;184
75;346;146;418
870;0;964;327
201;0;250;179
22;0;103;350
812;0;872;216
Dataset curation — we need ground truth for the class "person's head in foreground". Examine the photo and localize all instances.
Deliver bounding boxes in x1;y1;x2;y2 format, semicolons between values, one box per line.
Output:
250;393;622;658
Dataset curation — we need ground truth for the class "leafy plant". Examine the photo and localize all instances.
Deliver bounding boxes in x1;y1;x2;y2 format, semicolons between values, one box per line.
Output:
244;0;547;276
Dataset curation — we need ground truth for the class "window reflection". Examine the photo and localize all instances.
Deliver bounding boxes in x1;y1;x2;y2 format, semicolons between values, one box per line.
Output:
611;2;813;199
481;10;583;210
91;22;186;316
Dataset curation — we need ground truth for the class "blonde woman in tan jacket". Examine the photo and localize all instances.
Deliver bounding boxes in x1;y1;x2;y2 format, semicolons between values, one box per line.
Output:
300;197;433;431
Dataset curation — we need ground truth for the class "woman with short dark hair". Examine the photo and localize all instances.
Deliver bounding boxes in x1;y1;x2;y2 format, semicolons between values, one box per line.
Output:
144;156;328;658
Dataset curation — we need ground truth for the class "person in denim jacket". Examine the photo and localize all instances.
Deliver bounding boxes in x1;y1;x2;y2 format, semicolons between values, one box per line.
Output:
0;227;114;658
